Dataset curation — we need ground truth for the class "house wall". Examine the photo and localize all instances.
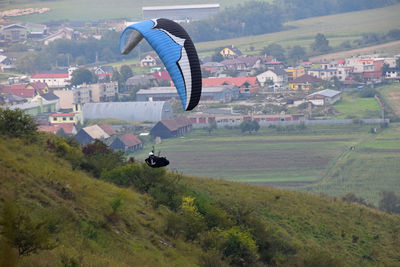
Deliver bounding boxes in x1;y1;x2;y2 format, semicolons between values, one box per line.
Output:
74;130;93;145
31;77;69;88
150;123;176;138
3;27;28;42
53;90;74;109
50;115;77;124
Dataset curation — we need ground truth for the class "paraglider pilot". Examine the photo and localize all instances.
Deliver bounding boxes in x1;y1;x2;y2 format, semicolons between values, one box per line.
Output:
145;148;169;168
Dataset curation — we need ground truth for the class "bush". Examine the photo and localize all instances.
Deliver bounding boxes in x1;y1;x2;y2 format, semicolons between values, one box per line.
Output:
359;89;377;98
0;108;37;141
221;226;259;266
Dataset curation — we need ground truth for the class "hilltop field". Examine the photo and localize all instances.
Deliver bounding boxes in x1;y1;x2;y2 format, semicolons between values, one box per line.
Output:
196;4;400;56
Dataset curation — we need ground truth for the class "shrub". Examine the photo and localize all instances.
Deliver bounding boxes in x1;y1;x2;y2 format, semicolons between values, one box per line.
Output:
221;226;259;266
0;108;37;141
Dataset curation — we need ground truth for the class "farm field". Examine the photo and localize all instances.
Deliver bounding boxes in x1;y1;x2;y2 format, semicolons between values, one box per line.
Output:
134;125;368;183
300;123;400;205
333;93;381;119
133;123;400;206
195;4;400;56
377;83;400;118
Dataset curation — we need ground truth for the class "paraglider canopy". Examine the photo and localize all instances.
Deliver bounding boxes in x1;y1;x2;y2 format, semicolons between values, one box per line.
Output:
120;18;202;111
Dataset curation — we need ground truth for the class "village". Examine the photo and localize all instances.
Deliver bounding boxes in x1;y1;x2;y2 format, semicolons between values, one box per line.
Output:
0;4;399;154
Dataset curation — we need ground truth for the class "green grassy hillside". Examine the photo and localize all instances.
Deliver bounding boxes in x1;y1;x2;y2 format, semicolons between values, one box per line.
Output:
196;4;400;55
0;129;399;266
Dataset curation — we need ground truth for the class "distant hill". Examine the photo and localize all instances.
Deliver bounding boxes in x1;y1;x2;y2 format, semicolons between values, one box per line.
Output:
0;125;399;265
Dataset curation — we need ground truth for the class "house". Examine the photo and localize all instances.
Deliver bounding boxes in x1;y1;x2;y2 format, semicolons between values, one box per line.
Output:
8;96;58;117
289;74;323;91
151;71;172;83
82;101;174;122
221;58;248;71
141;53;160;67
38;123;77;135
0;82;49;99
256;68;288;90
42;27;78;45
220;45;242;58
24;22;47;38
201;62;226;75
0;55;14;72
285;67;306;82
49;112;78;124
306;89;341;106
99;124;116;136
88;82;118;102
385;68;400;79
93;66;114;80
150;116;192;139
0;94;25;107
202;77;259;93
74;124;111;145
126;74;157;88
1;24;28;42
308;69;338;81
110;133;142;152
32;92;60;112
31;72;70;89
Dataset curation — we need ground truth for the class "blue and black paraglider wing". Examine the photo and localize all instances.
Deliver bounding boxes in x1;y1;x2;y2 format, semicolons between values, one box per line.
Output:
120;18;202;111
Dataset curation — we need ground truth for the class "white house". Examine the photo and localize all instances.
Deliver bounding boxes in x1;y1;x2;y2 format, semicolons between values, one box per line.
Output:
257;68;288;90
30;73;70;89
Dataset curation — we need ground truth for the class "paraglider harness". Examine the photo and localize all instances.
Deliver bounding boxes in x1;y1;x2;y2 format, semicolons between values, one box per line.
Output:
145;147;169;168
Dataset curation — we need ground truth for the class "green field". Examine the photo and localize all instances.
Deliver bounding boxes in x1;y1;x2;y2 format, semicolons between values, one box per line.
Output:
132;123;400;206
333;94;381;119
377;83;400;118
195;4;400;55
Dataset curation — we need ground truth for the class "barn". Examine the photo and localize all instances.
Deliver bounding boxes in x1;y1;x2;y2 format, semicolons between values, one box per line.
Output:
150;116;192;138
110;133;142;152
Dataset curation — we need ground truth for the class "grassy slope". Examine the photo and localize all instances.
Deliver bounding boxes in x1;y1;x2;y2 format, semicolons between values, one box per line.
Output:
378;83;400;118
333;94;381;119
0;137;201;266
195;4;400;56
299;123;400;205
0;135;399;266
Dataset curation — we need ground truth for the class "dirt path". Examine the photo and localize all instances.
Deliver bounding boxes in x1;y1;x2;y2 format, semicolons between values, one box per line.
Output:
310;40;400;62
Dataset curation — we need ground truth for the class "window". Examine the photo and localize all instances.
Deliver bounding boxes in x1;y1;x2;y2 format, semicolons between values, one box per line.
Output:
69;117;74;120
63;117;66;121
53;117;57;121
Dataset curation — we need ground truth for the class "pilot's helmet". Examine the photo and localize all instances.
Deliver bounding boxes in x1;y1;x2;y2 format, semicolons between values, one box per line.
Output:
149;152;154;156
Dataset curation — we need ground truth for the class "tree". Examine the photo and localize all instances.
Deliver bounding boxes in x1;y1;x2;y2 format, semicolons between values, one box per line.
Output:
379;191;400;214
211;49;224;62
288;45;307;63
0;108;37;140
120;65;133;83
206;121;218;135
0;200;57;258
311;33;331;54
240;120;260;134
71;68;95;86
261;43;286;62
112;69;123;89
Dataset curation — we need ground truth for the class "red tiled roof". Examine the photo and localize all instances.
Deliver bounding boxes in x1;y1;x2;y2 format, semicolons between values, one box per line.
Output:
29;81;47;90
119;133;142;146
38;123;76;134
151;71;171;81
202;77;258;87
50;112;75;117
292;74;322;84
31;73;69;79
0;84;35;98
99;124;116;136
